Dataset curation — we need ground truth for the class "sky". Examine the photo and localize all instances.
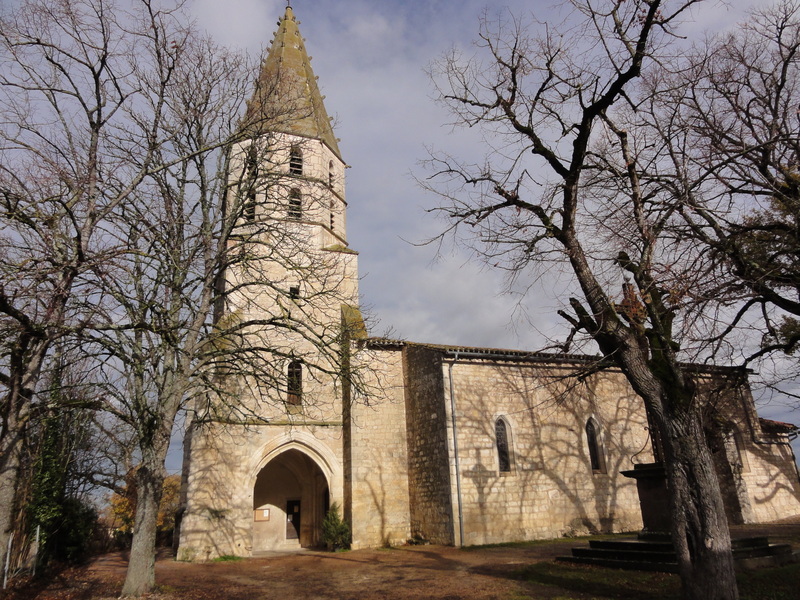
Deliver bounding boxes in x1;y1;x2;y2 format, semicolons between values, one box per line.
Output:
169;0;800;467
188;0;752;348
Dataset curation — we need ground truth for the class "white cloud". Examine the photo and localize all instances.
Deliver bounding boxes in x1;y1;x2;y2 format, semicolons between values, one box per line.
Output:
190;0;276;50
185;0;800;437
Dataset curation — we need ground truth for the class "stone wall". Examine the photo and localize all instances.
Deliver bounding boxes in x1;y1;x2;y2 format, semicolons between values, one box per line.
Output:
692;373;800;525
443;357;647;546
403;345;455;545
742;432;800;522
347;346;411;548
178;422;344;560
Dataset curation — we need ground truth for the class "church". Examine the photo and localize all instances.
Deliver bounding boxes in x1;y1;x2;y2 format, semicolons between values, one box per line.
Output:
176;6;800;560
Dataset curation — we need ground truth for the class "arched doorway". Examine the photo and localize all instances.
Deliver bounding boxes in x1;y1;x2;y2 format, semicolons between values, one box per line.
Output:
252;449;330;551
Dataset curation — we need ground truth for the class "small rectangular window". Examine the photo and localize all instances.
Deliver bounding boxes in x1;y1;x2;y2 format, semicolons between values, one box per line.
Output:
288;189;302;220
289;147;303;176
244;191;257;222
289;286;300;300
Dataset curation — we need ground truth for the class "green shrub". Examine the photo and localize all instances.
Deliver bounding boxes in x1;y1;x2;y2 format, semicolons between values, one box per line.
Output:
321;502;350;551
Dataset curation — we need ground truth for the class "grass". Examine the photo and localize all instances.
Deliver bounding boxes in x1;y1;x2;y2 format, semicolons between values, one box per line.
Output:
736;562;800;600
513;562;680;599
212;554;243;562
509;561;800;600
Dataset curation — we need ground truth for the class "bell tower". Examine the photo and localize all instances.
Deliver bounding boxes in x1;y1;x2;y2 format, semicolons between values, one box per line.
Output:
221;3;361;420
178;5;362;559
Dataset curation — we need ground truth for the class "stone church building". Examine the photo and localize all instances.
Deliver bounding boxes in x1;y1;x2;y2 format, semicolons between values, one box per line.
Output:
176;6;800;560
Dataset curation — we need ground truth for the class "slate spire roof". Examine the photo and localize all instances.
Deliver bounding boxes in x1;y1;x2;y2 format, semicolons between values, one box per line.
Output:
244;5;341;160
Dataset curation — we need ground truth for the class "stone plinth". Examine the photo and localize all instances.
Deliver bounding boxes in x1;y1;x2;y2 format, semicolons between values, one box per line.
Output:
621;462;671;534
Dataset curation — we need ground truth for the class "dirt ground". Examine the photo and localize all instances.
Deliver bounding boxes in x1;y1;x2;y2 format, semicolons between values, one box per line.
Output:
3;543;576;600
5;522;800;600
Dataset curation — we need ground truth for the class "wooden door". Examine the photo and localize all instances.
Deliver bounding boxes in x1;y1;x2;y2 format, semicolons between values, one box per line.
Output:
286;500;301;540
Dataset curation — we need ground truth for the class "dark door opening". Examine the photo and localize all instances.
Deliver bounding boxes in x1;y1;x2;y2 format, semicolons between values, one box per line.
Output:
286;500;301;540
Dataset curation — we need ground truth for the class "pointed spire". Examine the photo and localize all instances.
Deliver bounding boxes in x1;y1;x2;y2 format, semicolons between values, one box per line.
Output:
244;6;341;160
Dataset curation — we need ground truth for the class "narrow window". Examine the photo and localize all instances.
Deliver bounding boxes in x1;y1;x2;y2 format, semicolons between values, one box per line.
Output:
289;285;300;300
244;194;257;222
289;146;303;175
244;146;259;221
586;418;607;473
495;418;511;473
287;361;302;406
288;188;302;220
328;160;334;188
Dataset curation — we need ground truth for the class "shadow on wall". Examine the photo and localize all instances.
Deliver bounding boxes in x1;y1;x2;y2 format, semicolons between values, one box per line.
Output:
175;422;254;561
366;464;390;546
717;380;800;519
450;361;650;544
177;432;332;559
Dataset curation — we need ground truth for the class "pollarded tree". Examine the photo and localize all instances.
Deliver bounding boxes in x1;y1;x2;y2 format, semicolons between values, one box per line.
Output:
423;1;741;599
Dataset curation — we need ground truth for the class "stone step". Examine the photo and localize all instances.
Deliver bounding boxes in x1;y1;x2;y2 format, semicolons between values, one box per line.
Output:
589;539;674;553
731;536;770;550
572;547;677;563
733;543;793;560
556;535;797;573
637;531;671;542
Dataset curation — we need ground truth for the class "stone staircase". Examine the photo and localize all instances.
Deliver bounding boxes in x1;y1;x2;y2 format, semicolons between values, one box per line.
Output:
557;533;797;572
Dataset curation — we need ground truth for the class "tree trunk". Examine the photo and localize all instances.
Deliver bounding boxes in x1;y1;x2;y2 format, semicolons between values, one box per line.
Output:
660;408;738;600
0;376;32;577
120;450;167;597
0;430;23;576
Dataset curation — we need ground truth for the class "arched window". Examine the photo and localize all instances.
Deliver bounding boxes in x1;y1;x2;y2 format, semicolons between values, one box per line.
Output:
288;188;302;220
495;418;512;473
586;418;607;474
287;361;302;406
289;146;303;175
328;160;335;188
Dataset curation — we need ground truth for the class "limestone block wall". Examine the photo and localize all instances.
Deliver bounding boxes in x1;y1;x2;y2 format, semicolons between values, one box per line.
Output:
729;387;800;523
347;346;411;548
698;375;800;524
443;358;648;546
403;345;455;545
178;421;344;560
741;434;800;522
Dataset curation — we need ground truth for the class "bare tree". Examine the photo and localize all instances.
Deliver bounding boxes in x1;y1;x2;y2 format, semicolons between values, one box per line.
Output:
421;1;751;598
0;0;175;574
632;2;800;375
0;0;323;594
8;4;367;596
